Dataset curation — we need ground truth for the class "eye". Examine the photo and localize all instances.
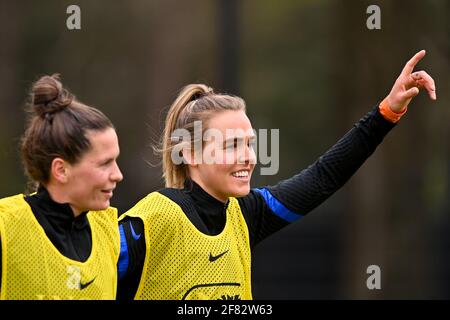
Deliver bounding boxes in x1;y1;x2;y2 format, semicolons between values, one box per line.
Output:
101;159;113;166
224;139;238;150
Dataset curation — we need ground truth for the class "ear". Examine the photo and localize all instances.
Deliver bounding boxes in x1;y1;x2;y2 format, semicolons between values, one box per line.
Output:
50;158;69;184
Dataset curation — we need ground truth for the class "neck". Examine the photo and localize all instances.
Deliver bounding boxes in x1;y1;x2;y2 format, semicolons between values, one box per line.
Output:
45;183;83;218
189;178;228;203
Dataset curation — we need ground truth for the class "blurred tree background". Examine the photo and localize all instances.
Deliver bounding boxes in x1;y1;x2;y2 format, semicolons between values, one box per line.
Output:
0;0;448;299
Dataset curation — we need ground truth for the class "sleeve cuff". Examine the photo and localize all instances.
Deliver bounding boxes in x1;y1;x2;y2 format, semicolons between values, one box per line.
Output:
379;98;407;123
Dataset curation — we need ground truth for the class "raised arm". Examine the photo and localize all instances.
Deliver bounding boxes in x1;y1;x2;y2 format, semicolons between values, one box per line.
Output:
239;50;437;247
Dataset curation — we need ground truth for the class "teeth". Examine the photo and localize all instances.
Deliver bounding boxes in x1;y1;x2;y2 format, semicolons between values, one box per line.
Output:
232;171;249;178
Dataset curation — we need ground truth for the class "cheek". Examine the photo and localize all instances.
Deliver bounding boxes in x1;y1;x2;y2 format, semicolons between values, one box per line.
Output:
78;169;108;189
202;147;227;165
202;164;228;180
224;151;236;165
93;172;110;186
212;148;236;165
215;164;234;181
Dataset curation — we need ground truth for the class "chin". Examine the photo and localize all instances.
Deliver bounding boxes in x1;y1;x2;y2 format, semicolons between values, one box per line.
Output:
101;201;110;209
230;186;251;198
93;201;110;211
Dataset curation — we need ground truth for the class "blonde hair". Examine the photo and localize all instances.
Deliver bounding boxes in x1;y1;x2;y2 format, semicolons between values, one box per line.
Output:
160;84;246;188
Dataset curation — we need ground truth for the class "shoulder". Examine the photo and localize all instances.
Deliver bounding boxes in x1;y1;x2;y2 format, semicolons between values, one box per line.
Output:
88;206;118;224
236;189;266;215
0;194;29;217
0;195;32;239
137;188;183;207
122;189;185;220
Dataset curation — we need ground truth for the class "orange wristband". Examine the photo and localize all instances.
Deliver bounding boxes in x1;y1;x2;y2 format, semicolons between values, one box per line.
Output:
379;98;407;123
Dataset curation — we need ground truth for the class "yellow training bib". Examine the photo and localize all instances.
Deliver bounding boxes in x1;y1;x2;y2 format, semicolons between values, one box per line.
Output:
0;194;119;300
122;191;252;300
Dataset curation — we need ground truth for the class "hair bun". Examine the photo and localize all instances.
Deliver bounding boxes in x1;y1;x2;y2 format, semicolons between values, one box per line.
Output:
32;74;73;117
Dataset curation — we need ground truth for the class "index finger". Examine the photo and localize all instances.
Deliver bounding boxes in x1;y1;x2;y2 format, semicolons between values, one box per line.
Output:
401;50;426;76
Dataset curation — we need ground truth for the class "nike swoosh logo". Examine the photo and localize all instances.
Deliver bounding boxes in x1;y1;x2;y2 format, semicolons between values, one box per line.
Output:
209;250;229;262
80;277;96;290
130;221;141;241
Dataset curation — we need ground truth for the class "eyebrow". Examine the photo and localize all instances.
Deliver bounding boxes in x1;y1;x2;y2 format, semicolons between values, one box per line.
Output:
101;153;120;164
101;158;114;164
225;135;256;142
223;136;256;144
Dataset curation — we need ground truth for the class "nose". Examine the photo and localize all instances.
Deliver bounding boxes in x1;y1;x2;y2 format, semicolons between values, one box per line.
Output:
247;144;257;164
238;143;257;165
111;161;124;182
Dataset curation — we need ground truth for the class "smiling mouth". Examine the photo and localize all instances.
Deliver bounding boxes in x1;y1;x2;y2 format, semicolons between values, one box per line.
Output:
101;189;114;195
231;170;250;179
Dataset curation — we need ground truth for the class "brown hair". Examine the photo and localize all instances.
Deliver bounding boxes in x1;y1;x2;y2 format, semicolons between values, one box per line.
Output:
160;84;246;188
21;74;114;188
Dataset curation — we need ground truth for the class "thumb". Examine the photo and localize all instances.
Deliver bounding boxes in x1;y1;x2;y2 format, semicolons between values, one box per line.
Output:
402;87;420;100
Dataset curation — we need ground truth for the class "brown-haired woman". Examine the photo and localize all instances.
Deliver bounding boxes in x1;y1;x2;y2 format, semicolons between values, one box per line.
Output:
0;74;123;300
117;50;436;300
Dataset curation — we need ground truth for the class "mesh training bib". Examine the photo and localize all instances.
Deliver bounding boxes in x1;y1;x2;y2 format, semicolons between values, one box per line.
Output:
122;191;252;300
0;194;119;300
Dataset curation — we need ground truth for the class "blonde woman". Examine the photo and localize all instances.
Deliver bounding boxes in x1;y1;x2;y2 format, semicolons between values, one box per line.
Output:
117;50;436;300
